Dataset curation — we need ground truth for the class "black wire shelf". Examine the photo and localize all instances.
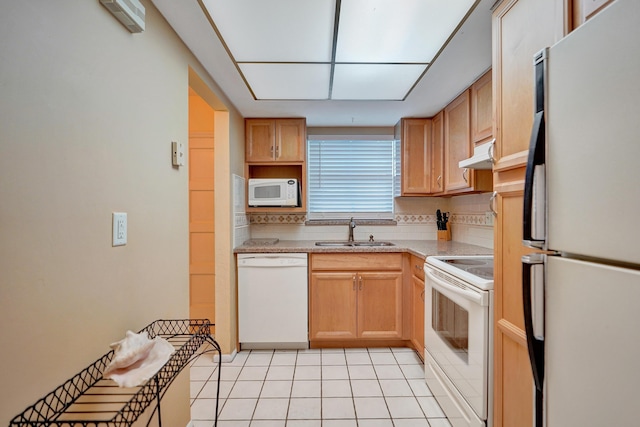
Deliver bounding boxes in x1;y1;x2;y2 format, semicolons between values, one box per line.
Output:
9;319;221;427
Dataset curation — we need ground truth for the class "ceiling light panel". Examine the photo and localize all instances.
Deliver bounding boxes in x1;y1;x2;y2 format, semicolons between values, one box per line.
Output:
331;64;426;100
336;0;476;63
239;63;331;100
201;0;336;62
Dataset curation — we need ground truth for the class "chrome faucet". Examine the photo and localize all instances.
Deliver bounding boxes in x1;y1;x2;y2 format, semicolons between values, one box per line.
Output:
348;217;356;242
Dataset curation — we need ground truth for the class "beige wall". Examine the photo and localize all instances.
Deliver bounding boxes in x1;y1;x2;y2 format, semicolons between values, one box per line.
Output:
0;0;243;424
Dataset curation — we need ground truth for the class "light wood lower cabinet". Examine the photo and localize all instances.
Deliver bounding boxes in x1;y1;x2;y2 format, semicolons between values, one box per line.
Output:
493;172;534;426
309;254;404;343
409;255;425;359
411;275;425;359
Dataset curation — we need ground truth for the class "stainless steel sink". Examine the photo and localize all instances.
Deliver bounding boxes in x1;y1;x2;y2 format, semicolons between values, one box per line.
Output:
314;241;353;246
314;241;394;247
352;241;395;246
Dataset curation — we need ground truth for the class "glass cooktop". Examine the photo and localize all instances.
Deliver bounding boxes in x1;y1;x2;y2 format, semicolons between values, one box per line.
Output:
426;255;494;290
441;257;494;280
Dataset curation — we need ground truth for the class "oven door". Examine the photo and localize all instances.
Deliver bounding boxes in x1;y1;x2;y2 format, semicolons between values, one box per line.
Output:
424;266;490;420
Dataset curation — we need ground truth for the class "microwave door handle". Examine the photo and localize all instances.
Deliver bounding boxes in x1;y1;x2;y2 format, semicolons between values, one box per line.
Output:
424;268;486;306
522;254;545;395
523;110;546;249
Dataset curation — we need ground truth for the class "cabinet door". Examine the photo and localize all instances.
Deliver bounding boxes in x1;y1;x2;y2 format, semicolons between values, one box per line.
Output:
401;118;432;195
309;272;358;340
275;118;306;162
411;275;425;359
430;111;445;194
444;90;473;193
571;0;615;29
493;177;534;427
246;119;276;162
493;0;565;171
357;271;403;339
471;69;493;144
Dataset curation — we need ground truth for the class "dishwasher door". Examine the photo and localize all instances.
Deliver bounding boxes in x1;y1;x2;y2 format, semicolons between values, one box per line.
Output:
237;253;309;350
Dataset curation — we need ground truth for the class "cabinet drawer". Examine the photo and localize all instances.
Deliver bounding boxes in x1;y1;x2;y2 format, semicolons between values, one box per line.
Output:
410;254;425;280
311;253;403;271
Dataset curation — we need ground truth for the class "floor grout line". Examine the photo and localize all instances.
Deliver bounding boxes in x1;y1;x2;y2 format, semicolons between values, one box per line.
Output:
190;347;448;426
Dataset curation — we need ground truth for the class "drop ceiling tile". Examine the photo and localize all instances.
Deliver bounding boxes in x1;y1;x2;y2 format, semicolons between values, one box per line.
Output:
239;63;331;100
336;0;476;63
331;64;426;100
201;0;336;62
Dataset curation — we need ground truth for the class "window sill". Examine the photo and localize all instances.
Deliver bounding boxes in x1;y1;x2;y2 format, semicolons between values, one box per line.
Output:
305;219;397;226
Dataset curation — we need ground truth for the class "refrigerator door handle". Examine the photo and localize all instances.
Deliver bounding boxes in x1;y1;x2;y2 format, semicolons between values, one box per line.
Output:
523;110;546;249
522;253;545;394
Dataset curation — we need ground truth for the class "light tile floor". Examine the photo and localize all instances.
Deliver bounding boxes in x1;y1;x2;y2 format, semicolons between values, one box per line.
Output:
190;347;452;427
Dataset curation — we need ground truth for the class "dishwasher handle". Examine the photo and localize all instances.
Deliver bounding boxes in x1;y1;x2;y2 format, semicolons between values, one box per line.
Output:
238;253;308;268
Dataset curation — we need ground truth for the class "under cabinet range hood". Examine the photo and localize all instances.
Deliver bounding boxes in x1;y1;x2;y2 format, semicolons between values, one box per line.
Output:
459;139;495;169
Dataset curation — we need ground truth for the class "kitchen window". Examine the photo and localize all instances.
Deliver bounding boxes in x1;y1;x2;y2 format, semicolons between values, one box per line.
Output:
307;137;400;219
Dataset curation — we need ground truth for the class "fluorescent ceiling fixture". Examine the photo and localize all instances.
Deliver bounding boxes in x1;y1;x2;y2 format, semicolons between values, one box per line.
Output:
199;0;478;101
336;0;476;63
332;64;427;100
201;0;335;62
239;64;331;100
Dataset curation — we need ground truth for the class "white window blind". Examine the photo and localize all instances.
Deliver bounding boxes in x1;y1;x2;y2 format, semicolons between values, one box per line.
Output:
307;139;399;218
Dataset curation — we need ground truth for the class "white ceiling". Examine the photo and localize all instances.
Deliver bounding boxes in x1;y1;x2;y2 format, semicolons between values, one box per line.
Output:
151;0;494;127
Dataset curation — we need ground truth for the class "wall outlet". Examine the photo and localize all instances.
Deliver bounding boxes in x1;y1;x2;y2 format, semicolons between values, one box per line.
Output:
485;211;494;226
112;212;127;246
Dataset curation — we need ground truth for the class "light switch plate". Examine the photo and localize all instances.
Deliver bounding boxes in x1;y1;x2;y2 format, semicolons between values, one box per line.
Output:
172;141;185;166
112;212;127;246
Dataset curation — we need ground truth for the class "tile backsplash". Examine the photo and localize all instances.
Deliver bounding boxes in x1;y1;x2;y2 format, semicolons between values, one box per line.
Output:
245;192;494;249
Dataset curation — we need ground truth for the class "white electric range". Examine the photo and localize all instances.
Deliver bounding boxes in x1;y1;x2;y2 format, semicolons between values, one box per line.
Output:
424;255;494;427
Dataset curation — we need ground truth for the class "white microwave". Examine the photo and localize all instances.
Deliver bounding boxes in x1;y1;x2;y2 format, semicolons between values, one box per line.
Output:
248;178;301;207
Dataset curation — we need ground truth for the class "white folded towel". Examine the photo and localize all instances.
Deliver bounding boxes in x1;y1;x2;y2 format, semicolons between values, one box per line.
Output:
103;330;175;388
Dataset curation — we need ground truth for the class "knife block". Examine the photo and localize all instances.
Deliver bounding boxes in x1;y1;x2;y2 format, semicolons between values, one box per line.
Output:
437;227;451;241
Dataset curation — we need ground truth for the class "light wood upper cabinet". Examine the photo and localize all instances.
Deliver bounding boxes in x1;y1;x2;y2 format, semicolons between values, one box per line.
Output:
245;118;307;212
471;69;493;145
572;0;615;28
245;118;306;163
444;90;472;193
443;91;493;195
431;111;445;195
493;0;565;171
395;118;432;195
309;253;404;342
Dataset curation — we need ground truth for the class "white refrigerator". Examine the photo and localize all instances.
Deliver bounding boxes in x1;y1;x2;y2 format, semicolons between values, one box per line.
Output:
521;0;640;426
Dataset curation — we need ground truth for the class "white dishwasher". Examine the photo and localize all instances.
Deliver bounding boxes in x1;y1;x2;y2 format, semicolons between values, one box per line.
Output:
237;253;308;349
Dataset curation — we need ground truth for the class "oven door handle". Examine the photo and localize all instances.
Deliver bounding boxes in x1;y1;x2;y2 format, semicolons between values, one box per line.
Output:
425;268;487;306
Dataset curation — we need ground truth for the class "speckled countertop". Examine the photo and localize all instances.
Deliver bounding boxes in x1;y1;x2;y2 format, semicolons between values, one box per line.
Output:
234;239;492;259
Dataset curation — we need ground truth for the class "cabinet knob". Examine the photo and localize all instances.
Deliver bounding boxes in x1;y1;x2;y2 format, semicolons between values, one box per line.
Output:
463;168;469;183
